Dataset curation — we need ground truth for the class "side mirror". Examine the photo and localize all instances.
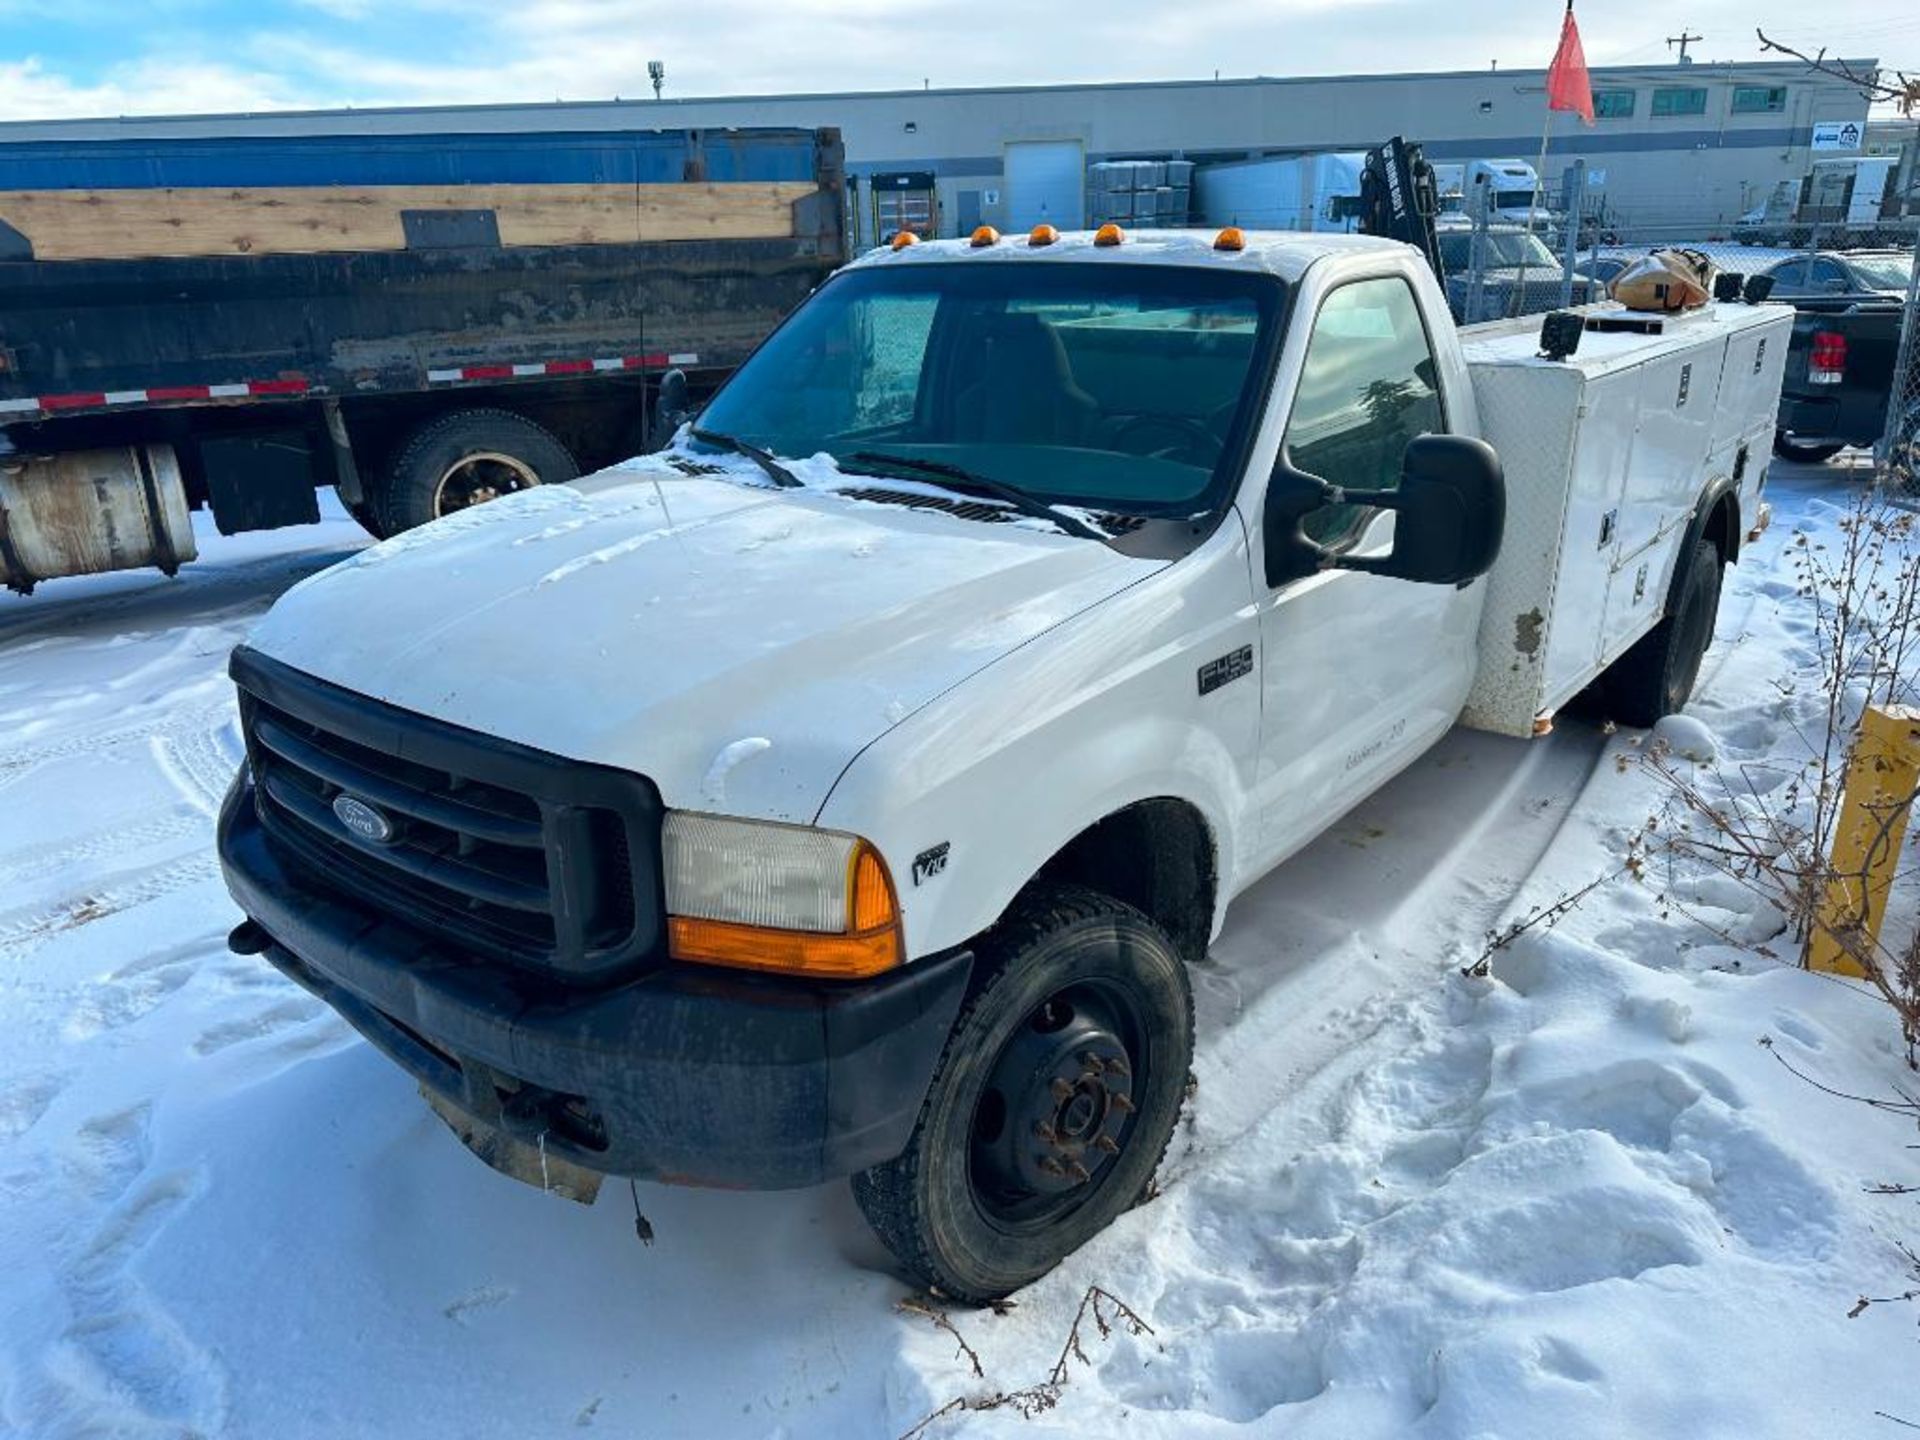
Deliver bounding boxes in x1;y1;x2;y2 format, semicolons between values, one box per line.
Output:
1264;434;1506;589
649;368;693;451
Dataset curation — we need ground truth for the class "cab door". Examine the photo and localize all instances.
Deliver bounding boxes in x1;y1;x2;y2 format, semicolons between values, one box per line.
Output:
1250;272;1484;866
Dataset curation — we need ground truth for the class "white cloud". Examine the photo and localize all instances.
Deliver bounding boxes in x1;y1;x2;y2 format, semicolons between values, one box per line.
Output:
0;56;328;121
0;0;1905;124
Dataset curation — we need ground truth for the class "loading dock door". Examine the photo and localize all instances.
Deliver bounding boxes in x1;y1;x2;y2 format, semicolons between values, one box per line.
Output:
871;170;939;243
1005;141;1084;230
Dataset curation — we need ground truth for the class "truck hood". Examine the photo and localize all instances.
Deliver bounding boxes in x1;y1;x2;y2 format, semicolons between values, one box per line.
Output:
247;458;1162;823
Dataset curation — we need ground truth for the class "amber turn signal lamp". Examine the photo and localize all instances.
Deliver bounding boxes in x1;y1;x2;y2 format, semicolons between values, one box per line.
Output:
970;225;1001;247
890;230;920;250
668;840;904;980
1093;223;1126;247
1214;226;1247;252
1028;224;1060;247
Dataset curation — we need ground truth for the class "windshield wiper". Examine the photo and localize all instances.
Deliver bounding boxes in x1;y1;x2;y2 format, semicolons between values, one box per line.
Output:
844;450;1106;541
689;427;802;488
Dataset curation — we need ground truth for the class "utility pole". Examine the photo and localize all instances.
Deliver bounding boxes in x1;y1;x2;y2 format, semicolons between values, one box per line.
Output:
1666;30;1701;65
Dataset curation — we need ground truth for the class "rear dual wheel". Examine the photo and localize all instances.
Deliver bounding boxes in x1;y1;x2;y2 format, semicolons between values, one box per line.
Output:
853;884;1193;1303
1604;539;1722;727
376;409;579;535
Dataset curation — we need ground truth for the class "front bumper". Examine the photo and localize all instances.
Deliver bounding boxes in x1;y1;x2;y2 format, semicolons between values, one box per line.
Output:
218;777;972;1191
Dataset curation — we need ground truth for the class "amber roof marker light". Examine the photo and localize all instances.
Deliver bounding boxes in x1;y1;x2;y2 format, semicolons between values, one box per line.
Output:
890;230;920;251
1028;223;1060;247
969;225;1001;248
1214;226;1247;252
1093;223;1126;247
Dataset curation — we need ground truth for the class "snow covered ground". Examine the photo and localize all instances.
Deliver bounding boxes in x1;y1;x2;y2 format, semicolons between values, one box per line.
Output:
2;460;1917;1438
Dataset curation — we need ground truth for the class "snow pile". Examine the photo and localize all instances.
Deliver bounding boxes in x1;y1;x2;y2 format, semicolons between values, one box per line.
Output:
1;464;1916;1439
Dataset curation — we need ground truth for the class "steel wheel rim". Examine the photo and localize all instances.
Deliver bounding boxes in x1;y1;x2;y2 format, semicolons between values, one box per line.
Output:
966;977;1149;1235
433;451;540;516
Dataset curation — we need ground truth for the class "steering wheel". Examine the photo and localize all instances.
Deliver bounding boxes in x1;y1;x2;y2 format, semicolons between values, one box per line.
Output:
1111;413;1223;465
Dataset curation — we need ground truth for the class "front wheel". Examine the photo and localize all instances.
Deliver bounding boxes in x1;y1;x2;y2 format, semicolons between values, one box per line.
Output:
1772;431;1846;464
852;884;1193;1303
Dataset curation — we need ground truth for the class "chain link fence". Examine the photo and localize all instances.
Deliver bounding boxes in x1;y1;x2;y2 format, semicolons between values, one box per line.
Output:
1881;256;1920;500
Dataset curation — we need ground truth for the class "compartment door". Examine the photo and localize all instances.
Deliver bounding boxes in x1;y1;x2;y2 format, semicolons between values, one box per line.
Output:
1540;378;1634;708
1599;340;1725;663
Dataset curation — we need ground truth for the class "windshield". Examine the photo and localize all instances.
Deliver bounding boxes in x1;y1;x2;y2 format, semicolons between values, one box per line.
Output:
1438;230;1560;271
693;261;1285;516
1851;255;1914;290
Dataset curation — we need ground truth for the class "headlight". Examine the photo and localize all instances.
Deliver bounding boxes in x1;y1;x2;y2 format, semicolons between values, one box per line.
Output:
662;812;903;978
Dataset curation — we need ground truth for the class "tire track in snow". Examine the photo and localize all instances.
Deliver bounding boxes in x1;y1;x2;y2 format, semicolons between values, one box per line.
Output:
1178;720;1610;1173
0;853;223;967
0;701;235;796
152;711;244;817
15;1102;228;1439
0;810;207;894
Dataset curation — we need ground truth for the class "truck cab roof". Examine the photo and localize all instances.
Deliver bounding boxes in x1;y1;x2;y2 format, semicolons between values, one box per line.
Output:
846;228;1413;284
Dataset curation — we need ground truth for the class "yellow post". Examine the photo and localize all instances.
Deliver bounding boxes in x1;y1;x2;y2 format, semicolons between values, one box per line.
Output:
1810;704;1920;976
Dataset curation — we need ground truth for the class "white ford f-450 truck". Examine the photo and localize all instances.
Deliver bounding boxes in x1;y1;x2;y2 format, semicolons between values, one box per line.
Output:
219;227;1789;1301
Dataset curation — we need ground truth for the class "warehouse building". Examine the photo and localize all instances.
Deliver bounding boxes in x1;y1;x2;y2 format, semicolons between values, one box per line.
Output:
2;57;1877;245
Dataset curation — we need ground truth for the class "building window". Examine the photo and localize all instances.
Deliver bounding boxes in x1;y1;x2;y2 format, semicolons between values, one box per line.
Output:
1652;87;1708;117
1731;85;1787;113
1593;89;1635;118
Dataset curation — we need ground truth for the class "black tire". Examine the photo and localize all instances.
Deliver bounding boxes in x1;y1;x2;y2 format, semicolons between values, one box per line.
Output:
376;409;578;535
343;496;389;540
852;884;1193;1303
1605;539;1722;727
1772;431;1846;465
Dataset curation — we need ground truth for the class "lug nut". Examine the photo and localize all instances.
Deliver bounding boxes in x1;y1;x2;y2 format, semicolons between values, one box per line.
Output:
1095;1134;1120;1154
1066;1161;1092;1184
1111;1093;1136;1114
1050;1077;1074;1103
1037;1155;1066;1177
1103;1056;1131;1078
1035;1121;1058;1143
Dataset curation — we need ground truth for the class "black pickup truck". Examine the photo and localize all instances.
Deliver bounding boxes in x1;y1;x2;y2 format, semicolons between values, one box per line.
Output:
1772;297;1912;467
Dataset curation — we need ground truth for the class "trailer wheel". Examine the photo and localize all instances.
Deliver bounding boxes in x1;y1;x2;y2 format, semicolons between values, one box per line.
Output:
377;409;578;534
1604;539;1722;728
852;883;1192;1303
1772;431;1846;464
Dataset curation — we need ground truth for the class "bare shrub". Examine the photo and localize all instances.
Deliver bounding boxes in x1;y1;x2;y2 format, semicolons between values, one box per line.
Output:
1642;493;1920;1059
896;1286;1154;1439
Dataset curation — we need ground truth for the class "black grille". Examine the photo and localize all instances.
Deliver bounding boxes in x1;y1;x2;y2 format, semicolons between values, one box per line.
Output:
232;647;663;983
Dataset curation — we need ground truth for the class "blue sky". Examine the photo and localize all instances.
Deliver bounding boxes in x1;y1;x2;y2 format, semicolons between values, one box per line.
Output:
0;0;1910;120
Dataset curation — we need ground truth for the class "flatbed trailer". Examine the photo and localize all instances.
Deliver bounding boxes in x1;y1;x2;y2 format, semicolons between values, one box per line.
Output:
0;124;847;592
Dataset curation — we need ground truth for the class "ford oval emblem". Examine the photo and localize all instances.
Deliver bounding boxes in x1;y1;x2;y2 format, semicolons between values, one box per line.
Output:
332;793;396;845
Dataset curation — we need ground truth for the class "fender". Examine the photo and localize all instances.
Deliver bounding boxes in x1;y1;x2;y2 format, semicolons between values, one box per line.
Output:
814;516;1263;962
1664;468;1745;615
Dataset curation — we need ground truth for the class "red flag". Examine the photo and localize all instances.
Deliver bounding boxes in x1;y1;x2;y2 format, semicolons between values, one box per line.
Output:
1547;2;1594;124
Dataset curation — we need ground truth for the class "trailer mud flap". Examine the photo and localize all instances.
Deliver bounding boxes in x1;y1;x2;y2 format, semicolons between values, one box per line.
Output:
423;1087;604;1205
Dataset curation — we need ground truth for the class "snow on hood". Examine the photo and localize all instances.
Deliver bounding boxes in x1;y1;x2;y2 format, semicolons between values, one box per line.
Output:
245;453;1162;823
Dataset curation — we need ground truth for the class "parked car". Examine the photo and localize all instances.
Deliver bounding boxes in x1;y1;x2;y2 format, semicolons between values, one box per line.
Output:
1759;250;1914;303
1572;254;1631;290
1434;222;1598;320
1773;299;1912;464
219;228;1788;1302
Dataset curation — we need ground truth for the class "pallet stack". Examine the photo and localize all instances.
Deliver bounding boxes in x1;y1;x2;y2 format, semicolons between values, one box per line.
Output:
1087;160;1193;230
